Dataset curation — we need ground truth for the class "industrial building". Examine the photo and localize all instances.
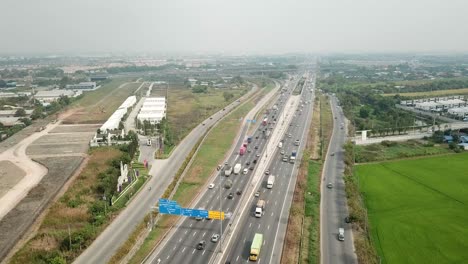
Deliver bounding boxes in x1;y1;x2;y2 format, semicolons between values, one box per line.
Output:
414;99;466;112
448;107;468;118
137;97;167;124
100;96;137;132
66;82;97;90
35;90;76;105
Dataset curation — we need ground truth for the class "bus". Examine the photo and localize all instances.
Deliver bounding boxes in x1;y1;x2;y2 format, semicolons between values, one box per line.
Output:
249;233;263;261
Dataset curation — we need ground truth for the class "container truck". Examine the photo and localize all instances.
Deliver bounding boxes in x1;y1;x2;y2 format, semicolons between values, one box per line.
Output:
266;175;275;189
290;151;297;163
250;233;263;261
225;166;232;176
255;199;265;217
233;163;242;174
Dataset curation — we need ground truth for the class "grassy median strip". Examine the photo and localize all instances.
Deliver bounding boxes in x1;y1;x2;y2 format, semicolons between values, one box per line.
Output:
117;88;264;264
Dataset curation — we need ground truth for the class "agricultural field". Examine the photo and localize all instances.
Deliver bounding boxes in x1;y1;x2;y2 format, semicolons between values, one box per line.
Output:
355;140;453;163
356;153;468;264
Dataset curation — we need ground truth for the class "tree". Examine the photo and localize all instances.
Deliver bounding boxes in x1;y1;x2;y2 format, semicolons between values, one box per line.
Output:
14;108;26;117
359;107;370;118
223;91;234;102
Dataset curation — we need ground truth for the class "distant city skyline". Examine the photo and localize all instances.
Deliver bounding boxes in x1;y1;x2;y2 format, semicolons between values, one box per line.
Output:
1;0;468;55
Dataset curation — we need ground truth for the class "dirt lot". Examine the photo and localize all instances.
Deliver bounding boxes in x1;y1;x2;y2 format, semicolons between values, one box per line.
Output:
0;156;83;261
0;161;25;197
0;123;97;262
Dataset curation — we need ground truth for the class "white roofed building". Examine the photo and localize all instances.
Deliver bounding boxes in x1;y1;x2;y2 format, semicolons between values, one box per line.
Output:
99;96;137;132
137;97;167;124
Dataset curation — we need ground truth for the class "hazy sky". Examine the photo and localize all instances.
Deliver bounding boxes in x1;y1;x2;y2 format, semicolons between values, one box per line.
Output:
1;0;468;55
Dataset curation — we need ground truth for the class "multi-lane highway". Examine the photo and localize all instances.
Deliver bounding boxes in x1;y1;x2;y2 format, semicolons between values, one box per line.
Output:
223;72;316;264
320;95;358;264
145;77;301;264
75;85;262;264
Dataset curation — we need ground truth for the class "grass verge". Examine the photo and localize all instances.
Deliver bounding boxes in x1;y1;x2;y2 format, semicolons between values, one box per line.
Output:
382;87;468;97
355;153;468;264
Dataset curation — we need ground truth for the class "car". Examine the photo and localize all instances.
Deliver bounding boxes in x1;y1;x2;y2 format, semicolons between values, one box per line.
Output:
280;150;285;155
296;124;299;127
243;168;248;174
211;233;220;242
246;161;251;166
254;191;260;197
217;164;222;170
288;133;292;138
265;170;270;175
255;136;259;139
202;123;205;126
330;152;335;156
345;216;351;223
253;159;257;164
224;161;228;166
254;145;259;149
282;156;288;162
223;108;226;111
289;123;293;126
249;166;254;170
197;240;206;250
208;183;215;189
236;189;242;195
334;116;337;119
227;193;234;199
247;148;252;153
210;117;213;119
256;154;260;158
327;183;333;189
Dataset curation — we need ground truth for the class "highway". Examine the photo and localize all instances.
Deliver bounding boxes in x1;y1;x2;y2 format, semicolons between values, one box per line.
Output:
144;77;300;264
74;85;263;264
320;95;358;264
223;72;315;264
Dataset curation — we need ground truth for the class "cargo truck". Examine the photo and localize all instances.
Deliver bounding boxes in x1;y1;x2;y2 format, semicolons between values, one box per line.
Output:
290;151;297;163
266;175;275;189
233;163;242;174
250;233;263;261
239;146;246;155
225;166;232;176
255;199;265;217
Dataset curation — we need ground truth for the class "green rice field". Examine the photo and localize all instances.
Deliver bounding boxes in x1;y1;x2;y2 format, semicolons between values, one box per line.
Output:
356;153;468;264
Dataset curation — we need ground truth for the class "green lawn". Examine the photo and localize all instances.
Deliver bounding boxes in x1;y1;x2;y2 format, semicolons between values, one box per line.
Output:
356;153;468;264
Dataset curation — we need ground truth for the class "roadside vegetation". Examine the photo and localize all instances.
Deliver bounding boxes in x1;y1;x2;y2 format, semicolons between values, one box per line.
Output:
10;132;147;263
356;153;468;264
122;85;266;264
382;87;468;97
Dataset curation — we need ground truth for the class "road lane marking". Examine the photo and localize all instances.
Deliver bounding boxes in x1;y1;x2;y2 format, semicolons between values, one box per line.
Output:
167;255;170;259
185;230;188;234
268;225;270;230
202;250;206;255
193;231;197;237
189;224;193;227
236;255;240;262
179;238;182;242
203;232;206;237
192;249;195;254
173;246;177;250
182;247;186;253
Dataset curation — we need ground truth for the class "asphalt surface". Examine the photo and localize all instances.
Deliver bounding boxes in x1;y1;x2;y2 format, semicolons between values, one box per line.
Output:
223;72;315;264
74;86;259;264
144;78;299;264
320;95;358;264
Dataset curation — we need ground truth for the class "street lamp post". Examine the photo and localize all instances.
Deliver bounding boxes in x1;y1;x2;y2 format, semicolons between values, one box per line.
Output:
219;167;223;253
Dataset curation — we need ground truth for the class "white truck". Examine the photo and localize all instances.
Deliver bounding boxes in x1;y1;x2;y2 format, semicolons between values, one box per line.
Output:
233;163;242;175
266;175;275;189
255;199;266;217
225;166;233;176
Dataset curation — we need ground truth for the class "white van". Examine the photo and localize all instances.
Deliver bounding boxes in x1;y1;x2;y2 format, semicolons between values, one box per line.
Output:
278;142;283;148
147;138;152;146
338;228;344;241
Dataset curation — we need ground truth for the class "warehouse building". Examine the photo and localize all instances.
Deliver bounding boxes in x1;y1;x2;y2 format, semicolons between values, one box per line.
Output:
137;97;167;124
35;90;76;105
66;82;97;90
100;96;137;132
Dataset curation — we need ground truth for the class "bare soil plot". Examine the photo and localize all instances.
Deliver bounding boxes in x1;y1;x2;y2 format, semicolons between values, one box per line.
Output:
26;133;92;157
49;124;101;134
0;161;25;197
0;156;83;261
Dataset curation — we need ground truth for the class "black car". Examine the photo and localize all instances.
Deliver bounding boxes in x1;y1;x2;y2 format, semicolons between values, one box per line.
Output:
254;145;259;149
197;240;206;250
249;166;254;170
246;161;251;166
253;159;257;164
227;193;234;199
236;189;242;195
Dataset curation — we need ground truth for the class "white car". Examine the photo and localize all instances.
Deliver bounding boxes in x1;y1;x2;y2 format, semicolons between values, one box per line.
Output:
208;183;215;189
265;170;270;175
243;168;248;174
211;233;220;242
